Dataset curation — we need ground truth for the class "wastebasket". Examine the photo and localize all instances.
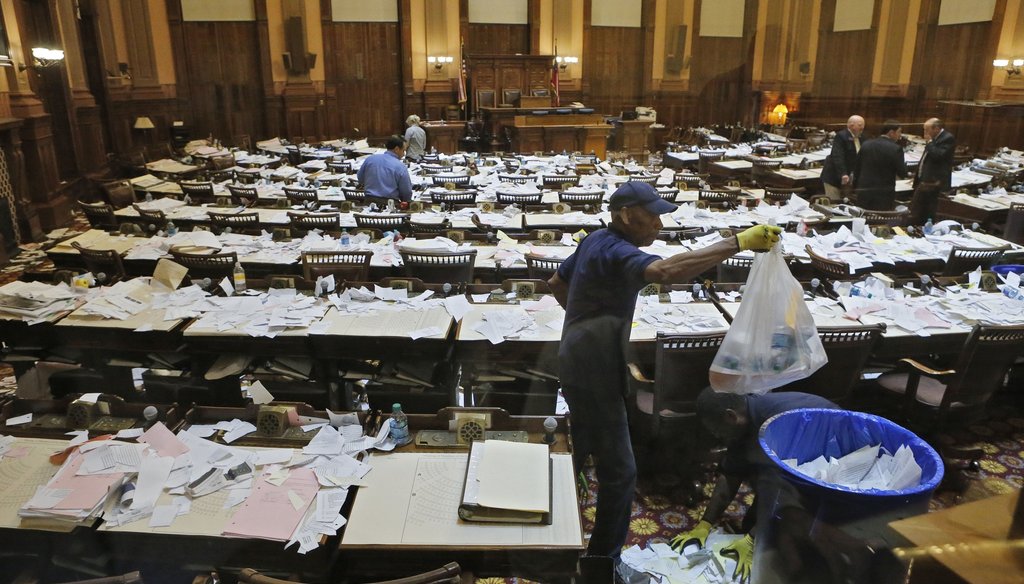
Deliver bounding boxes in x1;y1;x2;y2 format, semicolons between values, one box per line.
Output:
752;408;944;584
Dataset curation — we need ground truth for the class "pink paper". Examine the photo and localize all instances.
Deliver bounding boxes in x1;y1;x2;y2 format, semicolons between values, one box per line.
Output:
137;422;189;458
47;451;124;511
223;467;319;541
4;446;29;458
914;307;951;329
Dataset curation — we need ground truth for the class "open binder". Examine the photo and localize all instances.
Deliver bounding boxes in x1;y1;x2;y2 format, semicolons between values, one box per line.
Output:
458;440;552;525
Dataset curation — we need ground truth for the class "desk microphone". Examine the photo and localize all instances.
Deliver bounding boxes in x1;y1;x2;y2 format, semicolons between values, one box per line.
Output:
809;277;820;298
692;282;702;300
442;283;452;298
543;416;557;445
143;406;159;429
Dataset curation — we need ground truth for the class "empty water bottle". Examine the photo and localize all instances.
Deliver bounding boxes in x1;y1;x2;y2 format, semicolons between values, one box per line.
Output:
166;221;178;236
233;262;246;293
340;229;350;246
769;326;795;372
923;218;934;236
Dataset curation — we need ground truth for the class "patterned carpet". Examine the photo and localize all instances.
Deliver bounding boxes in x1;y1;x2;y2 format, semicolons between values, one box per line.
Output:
3;214;1024;582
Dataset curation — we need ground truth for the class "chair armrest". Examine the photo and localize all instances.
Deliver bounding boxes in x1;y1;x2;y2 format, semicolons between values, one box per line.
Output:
897;358;955;377
627;362;653;384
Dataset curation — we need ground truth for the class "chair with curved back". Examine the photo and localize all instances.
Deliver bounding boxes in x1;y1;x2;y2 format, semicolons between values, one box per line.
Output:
627;174;660;185
496;191;543;208
877;324;1024;426
327;160;352;174
806;245;854;281
131;204;169;232
178;180;216;202
497;174;534;185
169;248;239;281
763;186;805;205
543;175;581;190
354;213;410;234
785;325;885;404
941;245;1009;276
430;190;478;208
628;332;727;479
79;200;119;230
98;179;136;209
227;184;259;206
525;253;564;280
674;173;707;190
208;211;261;235
431;174;471;188
860;208;909;226
698;188;738;209
283;185;319;206
301;250;372;282
1003;202;1024;245
342;187;367;204
698;150;725;174
239;563;460;584
751;159;783;185
400;249;477;283
71;242;127;284
557;191;603;209
409;219;452;237
716;255;754;283
288;211;341;234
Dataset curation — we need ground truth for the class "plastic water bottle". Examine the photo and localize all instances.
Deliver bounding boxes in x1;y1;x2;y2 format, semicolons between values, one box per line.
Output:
144;192;153;203
769;326;794;372
340;229;350;246
797;219;808;237
920;274;932;295
233;262;246;293
923;218;934;236
166;221;178;236
389;403;411;446
386;198;396;213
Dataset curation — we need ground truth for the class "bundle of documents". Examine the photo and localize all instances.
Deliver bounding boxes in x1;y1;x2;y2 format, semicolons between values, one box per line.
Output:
459;440;551;524
0;281;80;322
19;442;127;527
783;443;923;491
619;532;745;584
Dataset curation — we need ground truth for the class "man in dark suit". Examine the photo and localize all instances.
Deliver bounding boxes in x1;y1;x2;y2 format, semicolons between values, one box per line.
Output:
853;120;907;210
910;118;956;224
820;115;864;201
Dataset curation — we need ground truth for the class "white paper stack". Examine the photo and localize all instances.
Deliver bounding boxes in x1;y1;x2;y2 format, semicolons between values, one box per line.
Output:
783;443;923;491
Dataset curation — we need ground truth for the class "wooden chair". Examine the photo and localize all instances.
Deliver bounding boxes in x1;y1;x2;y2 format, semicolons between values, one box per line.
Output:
785;325;885;404
698;150;724;174
283;185;318;206
327;160;352;174
542;175;581;189
71;241;127;284
131;204;168;232
79;200;118;229
656;187;679;203
941;245;1009;276
430;174;471;188
716;255;753;283
698;188;738;209
557;191;603;209
288;211;341;233
232;134;252;151
1003;202;1024;245
239;563;460;584
525;253;564;280
860;208;909;226
355;213;410;234
227;184;259;206
342;187;367;204
169;248;238;281
763;186;804;205
419;163;447;175
674;173;707;190
627;174;660;185
97;179;136;209
806;245;854;281
751;159;783;185
178;180;216;201
430;190;478;207
301;250;372;282
496;191;543;208
628;332;727;481
409;219;452;236
877;324;1024;425
400;249;477;283
497;174;534;185
208;211;261;235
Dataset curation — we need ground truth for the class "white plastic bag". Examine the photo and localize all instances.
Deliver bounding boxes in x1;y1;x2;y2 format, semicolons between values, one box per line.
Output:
709;245;827;394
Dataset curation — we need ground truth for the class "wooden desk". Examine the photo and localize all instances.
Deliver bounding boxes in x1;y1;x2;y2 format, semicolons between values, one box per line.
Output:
422;122;466;155
611;119;653;156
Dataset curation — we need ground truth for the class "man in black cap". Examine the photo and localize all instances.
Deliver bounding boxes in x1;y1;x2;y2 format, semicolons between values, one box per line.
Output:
548;181;781;565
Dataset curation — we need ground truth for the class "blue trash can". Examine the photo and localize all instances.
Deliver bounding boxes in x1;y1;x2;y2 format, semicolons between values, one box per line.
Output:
752;409;944;583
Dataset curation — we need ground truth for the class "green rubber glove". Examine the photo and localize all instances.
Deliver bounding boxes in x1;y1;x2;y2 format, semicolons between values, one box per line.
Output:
576;471;589;501
720;533;754;583
736;224;783;251
669;519;712;552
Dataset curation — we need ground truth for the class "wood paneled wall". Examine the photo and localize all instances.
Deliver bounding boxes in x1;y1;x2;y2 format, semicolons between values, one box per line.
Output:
466;23;530;55
179;22;265;142
811;1;876;99
587;26;645;115
327;22;404;138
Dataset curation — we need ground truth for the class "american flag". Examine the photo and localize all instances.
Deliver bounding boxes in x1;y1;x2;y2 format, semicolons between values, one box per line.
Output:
456;40;468;109
550;44;560;107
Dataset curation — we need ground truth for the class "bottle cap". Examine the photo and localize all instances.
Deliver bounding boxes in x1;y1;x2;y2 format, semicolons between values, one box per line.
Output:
392;403;402;412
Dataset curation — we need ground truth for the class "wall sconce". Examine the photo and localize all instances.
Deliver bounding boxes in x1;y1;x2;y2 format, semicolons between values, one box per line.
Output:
428;56;453;71
19;47;65;72
771;104;789;126
994;58;1024;77
554;56;579;71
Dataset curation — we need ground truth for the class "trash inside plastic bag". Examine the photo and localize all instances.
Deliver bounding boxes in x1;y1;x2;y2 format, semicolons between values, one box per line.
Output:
710;245;827;394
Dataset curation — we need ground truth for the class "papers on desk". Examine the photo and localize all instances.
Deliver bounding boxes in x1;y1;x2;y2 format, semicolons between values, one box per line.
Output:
19;439;127;527
188;291;328;338
0;280;80;323
472;306;537;344
76;279;154;320
783;443;922;491
619;531;744;584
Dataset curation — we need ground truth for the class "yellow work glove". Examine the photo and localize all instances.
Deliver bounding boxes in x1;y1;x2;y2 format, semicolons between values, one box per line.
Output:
720;533;754;583
736;224;783;252
669;519;712;552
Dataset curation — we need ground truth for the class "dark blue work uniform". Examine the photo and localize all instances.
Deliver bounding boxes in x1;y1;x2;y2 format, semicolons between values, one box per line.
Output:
557;227;660;559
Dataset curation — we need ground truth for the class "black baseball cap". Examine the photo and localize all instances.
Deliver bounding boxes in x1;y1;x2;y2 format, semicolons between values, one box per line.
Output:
608;181;677;215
